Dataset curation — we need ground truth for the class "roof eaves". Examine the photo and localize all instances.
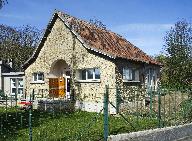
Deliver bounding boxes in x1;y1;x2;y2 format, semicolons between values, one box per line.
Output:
117;55;162;66
22;10;161;69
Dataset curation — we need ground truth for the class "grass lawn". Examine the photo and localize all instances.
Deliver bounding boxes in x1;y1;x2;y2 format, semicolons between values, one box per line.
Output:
0;107;158;141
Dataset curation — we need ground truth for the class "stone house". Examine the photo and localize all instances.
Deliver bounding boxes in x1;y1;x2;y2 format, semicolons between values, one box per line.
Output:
22;11;161;113
0;60;24;98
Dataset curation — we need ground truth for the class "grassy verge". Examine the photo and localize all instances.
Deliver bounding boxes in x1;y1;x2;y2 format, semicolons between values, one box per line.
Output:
0;107;158;141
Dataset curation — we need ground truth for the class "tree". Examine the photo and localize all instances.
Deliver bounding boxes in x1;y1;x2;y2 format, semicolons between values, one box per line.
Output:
0;24;42;71
0;0;7;9
164;20;192;86
154;54;168;85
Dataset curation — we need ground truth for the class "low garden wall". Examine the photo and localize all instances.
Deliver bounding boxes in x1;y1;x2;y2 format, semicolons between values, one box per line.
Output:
108;123;192;141
38;100;75;112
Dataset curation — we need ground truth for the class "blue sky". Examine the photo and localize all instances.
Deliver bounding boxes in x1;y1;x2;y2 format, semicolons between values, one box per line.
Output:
0;0;192;55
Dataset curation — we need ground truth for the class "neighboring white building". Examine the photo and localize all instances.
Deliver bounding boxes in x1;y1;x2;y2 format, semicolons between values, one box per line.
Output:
0;60;24;98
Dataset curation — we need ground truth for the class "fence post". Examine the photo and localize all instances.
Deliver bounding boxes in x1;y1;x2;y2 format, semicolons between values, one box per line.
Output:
29;89;34;141
5;94;8;121
116;85;120;114
15;86;18;107
149;86;153;117
104;85;109;141
20;114;23;128
11;95;12;107
157;87;162;128
0;116;2;135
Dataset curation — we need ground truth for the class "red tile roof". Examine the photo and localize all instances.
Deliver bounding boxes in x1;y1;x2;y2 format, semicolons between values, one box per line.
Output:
57;11;161;65
23;11;161;69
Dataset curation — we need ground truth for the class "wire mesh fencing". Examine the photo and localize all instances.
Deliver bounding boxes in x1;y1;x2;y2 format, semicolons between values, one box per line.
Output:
0;89;106;141
0;85;192;141
106;84;192;138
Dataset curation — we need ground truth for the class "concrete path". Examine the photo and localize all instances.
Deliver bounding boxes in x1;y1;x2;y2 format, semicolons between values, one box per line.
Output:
176;136;192;141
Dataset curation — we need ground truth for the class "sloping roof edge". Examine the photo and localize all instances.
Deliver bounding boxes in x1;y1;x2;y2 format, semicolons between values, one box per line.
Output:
58;14;116;59
22;11;161;70
22;12;58;70
22;11;117;70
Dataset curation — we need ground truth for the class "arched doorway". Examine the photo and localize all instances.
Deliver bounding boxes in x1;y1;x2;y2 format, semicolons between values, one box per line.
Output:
49;59;71;99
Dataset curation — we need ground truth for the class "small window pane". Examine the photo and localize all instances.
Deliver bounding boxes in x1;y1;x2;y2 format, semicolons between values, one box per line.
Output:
12;88;16;94
134;70;139;81
11;79;16;87
95;68;100;79
132;70;135;80
147;74;150;85
18;88;23;94
33;73;44;81
38;73;44;81
34;74;37;81
18;79;23;87
147;68;156;86
42;73;44;81
87;69;94;79
129;69;133;80
81;70;86;80
11;78;16;83
123;68;132;80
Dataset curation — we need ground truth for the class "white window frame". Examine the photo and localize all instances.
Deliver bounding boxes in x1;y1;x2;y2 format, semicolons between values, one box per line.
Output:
17;78;24;95
123;67;140;82
87;69;94;80
77;68;100;82
32;72;44;83
147;68;156;88
11;78;16;95
10;78;24;96
123;67;133;81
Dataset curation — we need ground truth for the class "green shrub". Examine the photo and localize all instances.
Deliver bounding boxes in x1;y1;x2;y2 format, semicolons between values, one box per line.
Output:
0;89;5;99
180;99;192;122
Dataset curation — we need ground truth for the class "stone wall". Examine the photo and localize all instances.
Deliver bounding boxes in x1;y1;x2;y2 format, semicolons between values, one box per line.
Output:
24;16;160;114
25;17;116;113
114;59;160;113
115;59;160;91
115;59;144;89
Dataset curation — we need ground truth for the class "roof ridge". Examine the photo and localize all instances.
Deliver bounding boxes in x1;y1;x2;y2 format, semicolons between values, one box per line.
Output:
56;10;122;35
56;11;140;49
55;10;160;65
22;10;161;70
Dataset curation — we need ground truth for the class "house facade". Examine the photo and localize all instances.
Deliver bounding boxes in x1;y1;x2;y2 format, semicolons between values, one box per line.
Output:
23;11;161;113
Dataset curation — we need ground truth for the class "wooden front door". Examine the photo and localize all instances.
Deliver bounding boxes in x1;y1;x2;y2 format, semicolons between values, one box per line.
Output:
49;77;65;98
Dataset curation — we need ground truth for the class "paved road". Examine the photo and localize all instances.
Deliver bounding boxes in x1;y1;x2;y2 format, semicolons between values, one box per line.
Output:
176;136;192;141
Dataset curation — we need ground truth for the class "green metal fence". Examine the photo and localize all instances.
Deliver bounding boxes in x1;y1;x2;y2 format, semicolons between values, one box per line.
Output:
104;85;192;140
0;89;105;141
0;85;192;141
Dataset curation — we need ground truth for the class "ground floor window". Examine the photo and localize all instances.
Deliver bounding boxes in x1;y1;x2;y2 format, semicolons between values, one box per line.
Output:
33;72;44;82
11;78;23;95
147;68;156;89
78;68;100;81
123;67;139;81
